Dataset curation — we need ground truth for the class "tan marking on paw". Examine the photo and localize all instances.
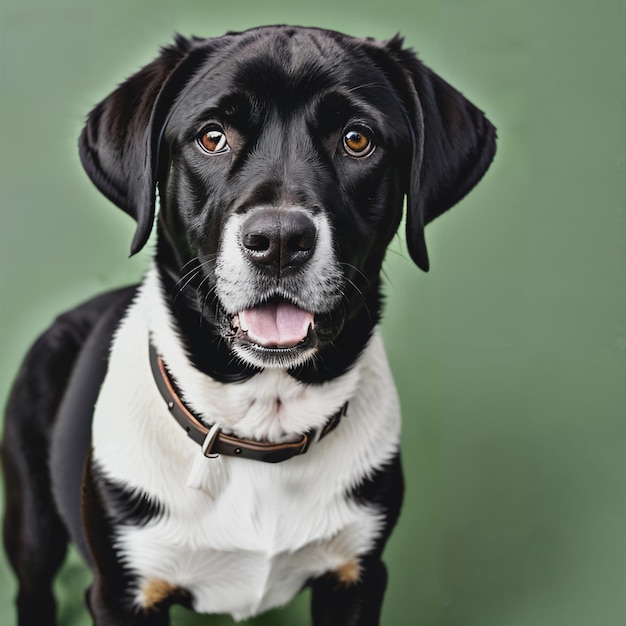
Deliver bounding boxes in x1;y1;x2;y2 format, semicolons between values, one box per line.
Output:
141;578;178;609
335;559;361;585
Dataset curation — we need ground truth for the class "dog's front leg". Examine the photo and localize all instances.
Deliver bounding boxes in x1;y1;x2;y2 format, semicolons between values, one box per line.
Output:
310;454;404;625
82;456;172;626
310;557;388;626
86;576;171;626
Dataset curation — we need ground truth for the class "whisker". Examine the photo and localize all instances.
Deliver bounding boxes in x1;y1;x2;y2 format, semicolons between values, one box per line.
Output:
337;291;369;330
385;246;410;261
381;266;393;285
173;269;202;306
178;256;202;276
175;257;216;290
200;284;219;321
195;275;216;315
341;276;373;326
343;275;368;306
173;257;217;305
344;81;386;94
339;262;371;288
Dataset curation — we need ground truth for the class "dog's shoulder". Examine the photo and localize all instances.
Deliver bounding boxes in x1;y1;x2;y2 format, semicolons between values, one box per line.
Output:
5;285;140;561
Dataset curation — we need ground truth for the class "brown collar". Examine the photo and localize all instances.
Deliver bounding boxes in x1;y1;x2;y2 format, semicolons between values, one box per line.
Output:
149;341;348;463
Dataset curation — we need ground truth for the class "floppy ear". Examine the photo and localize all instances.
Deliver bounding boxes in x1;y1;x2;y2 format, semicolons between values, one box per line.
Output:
78;35;211;255
385;38;497;272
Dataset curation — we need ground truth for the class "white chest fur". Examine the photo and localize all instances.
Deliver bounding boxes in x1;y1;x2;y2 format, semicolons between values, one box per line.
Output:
91;269;401;620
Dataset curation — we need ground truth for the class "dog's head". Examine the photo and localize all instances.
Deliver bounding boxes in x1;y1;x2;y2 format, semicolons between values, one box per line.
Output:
79;26;496;376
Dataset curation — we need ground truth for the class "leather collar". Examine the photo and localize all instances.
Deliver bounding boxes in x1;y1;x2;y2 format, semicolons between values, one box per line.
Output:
149;341;348;463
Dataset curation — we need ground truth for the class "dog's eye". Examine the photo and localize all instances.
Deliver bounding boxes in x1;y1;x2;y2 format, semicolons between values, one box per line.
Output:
343;128;374;157
198;129;230;154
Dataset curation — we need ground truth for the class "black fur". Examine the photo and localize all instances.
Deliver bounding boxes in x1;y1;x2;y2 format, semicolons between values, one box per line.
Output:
1;287;137;624
2;25;496;625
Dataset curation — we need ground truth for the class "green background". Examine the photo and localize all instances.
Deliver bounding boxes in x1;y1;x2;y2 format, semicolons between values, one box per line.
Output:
1;0;624;624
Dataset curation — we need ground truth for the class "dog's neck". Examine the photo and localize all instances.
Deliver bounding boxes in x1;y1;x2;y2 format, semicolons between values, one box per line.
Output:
142;264;366;444
149;339;348;463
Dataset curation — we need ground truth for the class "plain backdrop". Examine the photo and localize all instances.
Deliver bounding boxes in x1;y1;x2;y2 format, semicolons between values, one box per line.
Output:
0;0;624;624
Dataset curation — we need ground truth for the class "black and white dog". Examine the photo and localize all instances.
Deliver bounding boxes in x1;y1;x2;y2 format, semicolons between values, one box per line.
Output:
2;26;496;625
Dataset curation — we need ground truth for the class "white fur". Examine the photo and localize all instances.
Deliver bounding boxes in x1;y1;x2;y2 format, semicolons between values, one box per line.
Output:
214;206;343;316
92;266;401;621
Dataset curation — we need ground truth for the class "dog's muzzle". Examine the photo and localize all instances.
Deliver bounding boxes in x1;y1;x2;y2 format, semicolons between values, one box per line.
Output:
235;210;316;348
215;207;342;368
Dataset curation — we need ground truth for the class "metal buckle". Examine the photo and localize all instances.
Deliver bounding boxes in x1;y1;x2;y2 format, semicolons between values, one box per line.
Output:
201;423;221;458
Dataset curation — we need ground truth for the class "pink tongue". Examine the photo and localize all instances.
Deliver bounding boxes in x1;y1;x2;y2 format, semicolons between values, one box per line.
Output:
238;302;314;348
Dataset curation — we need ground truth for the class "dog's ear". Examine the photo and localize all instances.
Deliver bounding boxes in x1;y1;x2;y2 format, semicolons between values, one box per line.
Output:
384;37;497;272
78;35;210;255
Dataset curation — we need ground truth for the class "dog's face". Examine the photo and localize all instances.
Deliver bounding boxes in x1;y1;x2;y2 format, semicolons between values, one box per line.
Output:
158;31;415;369
79;26;496;374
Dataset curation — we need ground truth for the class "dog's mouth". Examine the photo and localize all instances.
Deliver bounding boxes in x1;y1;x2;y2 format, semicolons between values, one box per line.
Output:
232;298;316;349
227;297;319;369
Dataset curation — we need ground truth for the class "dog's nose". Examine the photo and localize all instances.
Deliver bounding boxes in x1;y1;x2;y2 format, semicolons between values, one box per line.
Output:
241;210;317;274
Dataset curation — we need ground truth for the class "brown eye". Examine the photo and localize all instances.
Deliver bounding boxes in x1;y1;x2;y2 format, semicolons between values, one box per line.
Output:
198;129;229;154
343;128;374;157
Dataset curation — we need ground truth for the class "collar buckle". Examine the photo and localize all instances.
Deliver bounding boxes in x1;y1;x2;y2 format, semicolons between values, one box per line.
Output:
201;423;222;458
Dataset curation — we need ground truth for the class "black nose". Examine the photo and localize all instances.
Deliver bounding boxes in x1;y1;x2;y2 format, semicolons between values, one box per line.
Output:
241;210;317;274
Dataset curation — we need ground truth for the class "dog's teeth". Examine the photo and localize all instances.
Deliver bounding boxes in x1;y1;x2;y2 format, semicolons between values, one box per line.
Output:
231;314;242;331
236;314;248;332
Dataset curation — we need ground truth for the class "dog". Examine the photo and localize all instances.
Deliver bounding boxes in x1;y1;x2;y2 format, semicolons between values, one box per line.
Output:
1;25;496;625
